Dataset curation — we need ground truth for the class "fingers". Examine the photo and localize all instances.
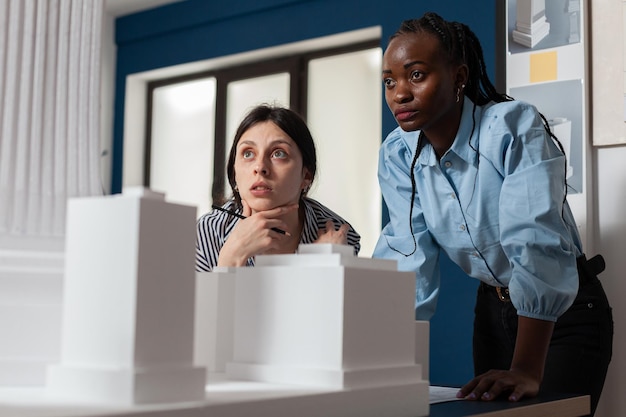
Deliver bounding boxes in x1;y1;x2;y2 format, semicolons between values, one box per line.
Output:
314;220;349;245
257;204;297;235
458;375;506;402
266;203;299;218
337;222;350;234
239;201;297;233
508;387;525;402
457;369;539;402
323;220;349;235
457;377;478;399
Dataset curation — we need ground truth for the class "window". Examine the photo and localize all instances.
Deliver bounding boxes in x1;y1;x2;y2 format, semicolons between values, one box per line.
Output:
144;39;382;256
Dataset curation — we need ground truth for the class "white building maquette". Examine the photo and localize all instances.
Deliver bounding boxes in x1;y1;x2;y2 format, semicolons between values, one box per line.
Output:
6;189;430;417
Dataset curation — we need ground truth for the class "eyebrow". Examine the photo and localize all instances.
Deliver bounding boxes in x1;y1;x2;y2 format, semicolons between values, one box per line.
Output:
382;60;425;74
237;139;293;148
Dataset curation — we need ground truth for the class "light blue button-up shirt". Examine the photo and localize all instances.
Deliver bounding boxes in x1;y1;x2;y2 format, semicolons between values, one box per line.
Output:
373;97;581;322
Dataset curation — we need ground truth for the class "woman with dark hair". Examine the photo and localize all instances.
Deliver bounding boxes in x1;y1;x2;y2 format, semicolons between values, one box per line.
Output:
196;104;360;271
373;12;612;415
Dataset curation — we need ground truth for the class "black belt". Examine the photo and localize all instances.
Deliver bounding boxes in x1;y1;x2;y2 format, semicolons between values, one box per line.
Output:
577;254;605;285
484;254;605;303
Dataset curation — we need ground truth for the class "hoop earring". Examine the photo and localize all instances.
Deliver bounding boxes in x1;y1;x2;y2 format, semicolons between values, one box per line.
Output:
456;84;465;103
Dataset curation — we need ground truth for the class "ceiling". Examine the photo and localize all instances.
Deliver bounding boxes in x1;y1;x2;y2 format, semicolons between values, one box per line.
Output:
104;0;184;17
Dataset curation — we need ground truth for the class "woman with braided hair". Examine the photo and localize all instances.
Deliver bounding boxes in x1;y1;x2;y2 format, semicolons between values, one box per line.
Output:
373;12;612;415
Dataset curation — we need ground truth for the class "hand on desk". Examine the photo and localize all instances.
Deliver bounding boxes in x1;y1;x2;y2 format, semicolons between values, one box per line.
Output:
457;315;552;402
457;368;540;402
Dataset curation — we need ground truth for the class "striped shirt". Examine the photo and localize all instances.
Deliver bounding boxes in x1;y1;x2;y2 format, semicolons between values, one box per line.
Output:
196;197;361;271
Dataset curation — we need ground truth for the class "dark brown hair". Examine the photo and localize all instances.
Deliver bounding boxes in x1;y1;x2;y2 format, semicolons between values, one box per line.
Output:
226;104;317;208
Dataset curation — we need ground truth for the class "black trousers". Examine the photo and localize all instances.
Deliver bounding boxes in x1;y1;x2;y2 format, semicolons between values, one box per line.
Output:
473;255;613;417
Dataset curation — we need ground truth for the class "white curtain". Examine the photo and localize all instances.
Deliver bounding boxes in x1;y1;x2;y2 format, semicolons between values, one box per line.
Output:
0;0;103;239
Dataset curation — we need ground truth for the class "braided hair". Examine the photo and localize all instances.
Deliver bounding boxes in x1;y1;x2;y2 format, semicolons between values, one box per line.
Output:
384;12;568;257
391;12;511;106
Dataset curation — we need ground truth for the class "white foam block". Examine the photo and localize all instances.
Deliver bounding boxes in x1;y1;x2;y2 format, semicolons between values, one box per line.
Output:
228;245;423;391
46;189;205;404
194;270;236;374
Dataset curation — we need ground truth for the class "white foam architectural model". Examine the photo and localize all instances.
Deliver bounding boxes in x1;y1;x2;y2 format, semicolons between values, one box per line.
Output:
31;187;428;416
196;243;430;417
194;267;236;375
512;0;550;48
46;188;206;404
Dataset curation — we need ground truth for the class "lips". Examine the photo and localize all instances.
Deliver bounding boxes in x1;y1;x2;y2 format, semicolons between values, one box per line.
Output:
249;182;273;196
395;109;418;122
251;182;272;191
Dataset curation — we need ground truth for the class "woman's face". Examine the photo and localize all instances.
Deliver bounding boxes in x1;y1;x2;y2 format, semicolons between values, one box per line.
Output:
382;32;461;134
233;121;311;214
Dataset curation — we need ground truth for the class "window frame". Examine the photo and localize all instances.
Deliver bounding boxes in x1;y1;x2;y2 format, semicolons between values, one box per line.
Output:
144;39;380;204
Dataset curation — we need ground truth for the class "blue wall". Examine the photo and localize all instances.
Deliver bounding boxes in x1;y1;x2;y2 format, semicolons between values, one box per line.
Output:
114;0;493;387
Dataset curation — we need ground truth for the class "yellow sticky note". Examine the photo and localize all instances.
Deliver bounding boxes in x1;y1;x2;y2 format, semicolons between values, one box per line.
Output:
529;51;557;83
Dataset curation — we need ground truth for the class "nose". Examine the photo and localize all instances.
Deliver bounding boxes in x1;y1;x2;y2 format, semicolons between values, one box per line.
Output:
254;160;269;175
391;80;412;103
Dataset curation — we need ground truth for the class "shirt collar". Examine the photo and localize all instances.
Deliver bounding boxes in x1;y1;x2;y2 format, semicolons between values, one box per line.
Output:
405;96;482;167
449;97;481;165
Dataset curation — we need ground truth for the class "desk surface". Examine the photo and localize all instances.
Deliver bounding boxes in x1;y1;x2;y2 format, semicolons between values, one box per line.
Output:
0;386;589;417
430;393;590;417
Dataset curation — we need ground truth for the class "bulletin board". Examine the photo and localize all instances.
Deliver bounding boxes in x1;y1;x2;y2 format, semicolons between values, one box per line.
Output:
497;0;590;245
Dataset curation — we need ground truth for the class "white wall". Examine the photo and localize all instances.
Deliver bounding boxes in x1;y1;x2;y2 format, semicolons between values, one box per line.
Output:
593;146;626;417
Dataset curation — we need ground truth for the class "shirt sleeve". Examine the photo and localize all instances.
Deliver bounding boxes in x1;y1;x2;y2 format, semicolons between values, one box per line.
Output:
372;130;441;320
493;102;579;321
195;210;231;272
